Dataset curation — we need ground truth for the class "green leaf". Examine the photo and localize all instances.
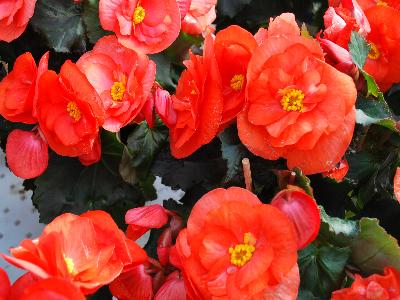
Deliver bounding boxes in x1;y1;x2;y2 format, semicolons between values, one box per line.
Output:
31;131;144;226
299;243;351;298
361;70;384;99
346;151;379;185
217;0;252;18
349;31;370;70
318;206;359;247
350;218;400;274
355;96;398;132
151;53;177;89
83;0;112;44
126;121;169;177
31;0;86;53
219;126;247;182
293;168;314;196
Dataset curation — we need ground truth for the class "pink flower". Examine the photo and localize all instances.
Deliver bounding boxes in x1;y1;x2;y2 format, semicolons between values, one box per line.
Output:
77;35;156;132
0;0;37;42
181;0;217;35
99;0;181;54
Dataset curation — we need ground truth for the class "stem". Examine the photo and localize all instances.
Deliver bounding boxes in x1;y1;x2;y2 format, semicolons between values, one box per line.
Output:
242;158;252;192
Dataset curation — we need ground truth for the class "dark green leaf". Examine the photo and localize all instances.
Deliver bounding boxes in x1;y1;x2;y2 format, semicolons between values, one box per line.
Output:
350;218;400;274
151;53;176;89
218;0;253;18
349;31;370;70
293;168;313;196
299;243;351;298
346;151;379;185
83;0;112;44
31;0;86;53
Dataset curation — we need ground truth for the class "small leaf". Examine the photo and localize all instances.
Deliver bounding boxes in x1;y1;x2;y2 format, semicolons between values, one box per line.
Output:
361;70;384;99
298;243;351;298
293;168;314;196
349;31;370;70
31;0;86;53
83;0;112;44
355;96;398;132
350;218;400;274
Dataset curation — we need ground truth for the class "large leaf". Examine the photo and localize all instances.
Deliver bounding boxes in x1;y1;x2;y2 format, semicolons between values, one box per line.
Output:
31;131;144;225
350;218;400;274
83;0;112;44
298;243;351;298
30;0;86;53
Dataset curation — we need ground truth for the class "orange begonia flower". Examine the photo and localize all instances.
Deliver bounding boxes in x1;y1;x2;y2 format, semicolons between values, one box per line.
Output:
356;0;400;10
77;35;156;132
175;187;299;299
36;60;105;157
0;52;48;124
331;267;400;299
0;1;37;42
3;211;147;295
99;0;181;54
394;167;400;203
363;6;400;92
0;268;10;300
169;35;223;158
181;0;217;35
322;158;349;182
214;25;258;129
238;13;357;175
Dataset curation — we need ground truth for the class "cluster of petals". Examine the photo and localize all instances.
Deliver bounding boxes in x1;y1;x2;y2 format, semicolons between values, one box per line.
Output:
174;187;301;299
331;267;400;299
181;0;217;35
238;13;357;174
322;0;400;92
2;210;147;295
0;0;37;42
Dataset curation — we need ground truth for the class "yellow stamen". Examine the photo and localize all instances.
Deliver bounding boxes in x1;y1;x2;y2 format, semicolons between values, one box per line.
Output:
368;43;380;60
67;101;81;121
229;232;256;267
377;0;388;6
64;256;76;275
230;74;245;91
133;5;146;25
280;88;305;112
110;81;126;101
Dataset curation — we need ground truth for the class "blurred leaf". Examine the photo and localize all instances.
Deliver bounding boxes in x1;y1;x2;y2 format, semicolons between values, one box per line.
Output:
83;0;112;44
31;0;86;53
355;96;398;132
318;206;359;247
217;0;253;18
350;218;400;274
299;243;351;298
349;31;370;69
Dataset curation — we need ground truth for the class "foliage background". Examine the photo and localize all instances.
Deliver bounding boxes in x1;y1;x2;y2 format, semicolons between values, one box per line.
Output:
1;0;400;299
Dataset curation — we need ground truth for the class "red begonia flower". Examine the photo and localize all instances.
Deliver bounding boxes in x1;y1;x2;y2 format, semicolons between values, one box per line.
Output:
154;271;187;300
6;129;48;179
154;86;177;128
394;167;400;203
157;228;173;266
169;35;223;158
0;268;10;300
238;13;357;175
3;211;147;295
357;0;400;10
78;134;101;166
331;267;400;299
77;35;156;132
0;0;37;42
181;0;217;35
125;204;169;240
37;60;105;157
109;263;154;300
322;158;349;182
99;0;181;54
271;187;321;250
214;25;258;129
177;0;192;19
363;6;400;92
0;52;48;124
175;187;299;299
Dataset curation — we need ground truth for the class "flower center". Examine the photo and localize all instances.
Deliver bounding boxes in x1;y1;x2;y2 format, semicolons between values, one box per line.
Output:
376;0;388;6
64;256;76;275
280;88;305;112
230;74;245;91
368;43;380;60
111;81;126;101
67;101;81;121
133;5;146;25
229;232;256;267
